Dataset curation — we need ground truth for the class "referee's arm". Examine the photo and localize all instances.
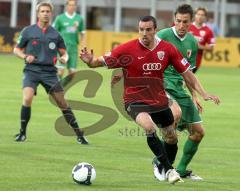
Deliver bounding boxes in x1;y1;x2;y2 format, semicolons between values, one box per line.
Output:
58;48;69;64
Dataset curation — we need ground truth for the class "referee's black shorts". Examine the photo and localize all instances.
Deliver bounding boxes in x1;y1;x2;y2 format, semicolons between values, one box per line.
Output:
22;70;63;94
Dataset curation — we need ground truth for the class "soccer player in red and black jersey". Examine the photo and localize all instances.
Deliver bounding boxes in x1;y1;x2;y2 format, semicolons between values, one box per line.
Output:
80;16;220;184
189;7;215;73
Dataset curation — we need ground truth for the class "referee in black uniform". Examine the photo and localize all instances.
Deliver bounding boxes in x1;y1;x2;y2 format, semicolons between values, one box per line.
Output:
13;1;88;144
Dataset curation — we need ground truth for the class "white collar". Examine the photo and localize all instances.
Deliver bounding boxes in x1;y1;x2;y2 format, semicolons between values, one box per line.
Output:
171;27;187;41
65;12;76;19
139;36;161;51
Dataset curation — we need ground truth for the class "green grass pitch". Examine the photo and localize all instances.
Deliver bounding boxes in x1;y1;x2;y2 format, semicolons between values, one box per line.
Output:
0;54;240;191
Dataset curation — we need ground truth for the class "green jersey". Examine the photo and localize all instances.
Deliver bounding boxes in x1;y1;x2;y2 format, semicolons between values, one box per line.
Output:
157;27;201;127
53;12;85;46
157;27;198;82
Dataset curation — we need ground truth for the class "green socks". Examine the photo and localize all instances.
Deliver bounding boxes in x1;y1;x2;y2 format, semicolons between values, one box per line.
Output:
177;139;199;175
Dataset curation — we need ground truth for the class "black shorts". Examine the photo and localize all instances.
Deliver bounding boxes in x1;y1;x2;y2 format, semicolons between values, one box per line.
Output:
125;102;174;127
22;70;63;94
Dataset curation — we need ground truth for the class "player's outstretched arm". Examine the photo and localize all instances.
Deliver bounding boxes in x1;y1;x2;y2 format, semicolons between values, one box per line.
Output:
185;82;203;113
79;47;104;68
198;43;213;51
182;70;220;105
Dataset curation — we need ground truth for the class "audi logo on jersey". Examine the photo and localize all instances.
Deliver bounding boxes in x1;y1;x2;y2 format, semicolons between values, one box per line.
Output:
143;63;162;71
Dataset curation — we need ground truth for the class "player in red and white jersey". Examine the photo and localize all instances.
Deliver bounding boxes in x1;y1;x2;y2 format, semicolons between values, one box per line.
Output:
80;16;220;184
189;7;215;73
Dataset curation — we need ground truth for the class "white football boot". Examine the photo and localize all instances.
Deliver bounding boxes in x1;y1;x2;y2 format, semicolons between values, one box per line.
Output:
166;169;182;184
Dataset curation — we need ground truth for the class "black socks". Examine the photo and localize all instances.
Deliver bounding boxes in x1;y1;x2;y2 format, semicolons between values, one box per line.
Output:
62;108;83;137
20;105;31;135
147;133;173;172
163;141;178;165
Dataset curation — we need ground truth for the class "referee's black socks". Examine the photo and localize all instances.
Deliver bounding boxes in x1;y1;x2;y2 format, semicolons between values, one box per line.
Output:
62;108;84;137
20;105;31;135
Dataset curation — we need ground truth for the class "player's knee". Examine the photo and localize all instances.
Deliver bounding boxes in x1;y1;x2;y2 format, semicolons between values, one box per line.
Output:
174;109;182;124
197;128;205;140
143;122;155;134
192;128;205;142
23;95;33;106
161;126;178;144
171;101;182;123
58;69;64;76
164;133;178;144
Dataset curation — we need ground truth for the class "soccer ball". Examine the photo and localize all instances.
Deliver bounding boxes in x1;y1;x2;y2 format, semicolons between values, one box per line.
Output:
72;162;96;185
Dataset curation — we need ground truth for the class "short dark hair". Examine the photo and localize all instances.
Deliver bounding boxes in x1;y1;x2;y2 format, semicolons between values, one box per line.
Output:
139;16;157;29
175;4;194;20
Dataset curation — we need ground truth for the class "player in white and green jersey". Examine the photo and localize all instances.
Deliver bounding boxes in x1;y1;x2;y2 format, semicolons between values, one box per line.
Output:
153;4;204;181
53;0;85;79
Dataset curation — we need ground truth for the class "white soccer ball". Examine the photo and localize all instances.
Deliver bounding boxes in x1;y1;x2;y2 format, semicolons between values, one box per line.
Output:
72;162;96;185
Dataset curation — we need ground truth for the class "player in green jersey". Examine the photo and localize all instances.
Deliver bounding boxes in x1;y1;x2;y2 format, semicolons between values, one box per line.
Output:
153;4;205;181
53;0;86;79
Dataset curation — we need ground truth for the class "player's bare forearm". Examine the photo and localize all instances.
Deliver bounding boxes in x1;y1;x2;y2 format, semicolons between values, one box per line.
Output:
185;80;197;97
13;47;26;59
182;70;220;104
198;43;213;51
186;80;203;112
13;47;35;63
183;70;208;98
58;48;69;64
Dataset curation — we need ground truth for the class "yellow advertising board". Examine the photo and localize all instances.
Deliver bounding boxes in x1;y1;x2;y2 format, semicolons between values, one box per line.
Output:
85;30;105;57
0;27;239;67
202;38;240;68
103;31;138;53
86;30;138;57
86;31;240;68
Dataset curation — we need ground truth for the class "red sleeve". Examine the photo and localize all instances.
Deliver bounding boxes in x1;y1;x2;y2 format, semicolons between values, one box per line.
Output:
207;28;215;45
170;44;191;74
103;45;124;69
102;42;134;69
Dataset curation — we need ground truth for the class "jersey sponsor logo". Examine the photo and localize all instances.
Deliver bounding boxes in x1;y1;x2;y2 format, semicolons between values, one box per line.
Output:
143;63;162;71
181;58;188;66
49;42;56;50
200;30;206;37
157;51;165;60
66;26;77;33
137;56;145;60
63;22;69;26
187;49;192;58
